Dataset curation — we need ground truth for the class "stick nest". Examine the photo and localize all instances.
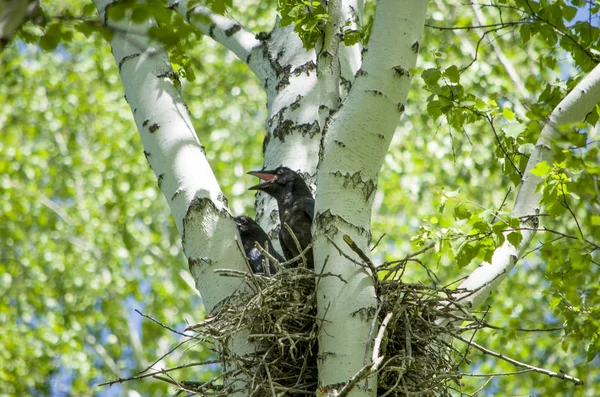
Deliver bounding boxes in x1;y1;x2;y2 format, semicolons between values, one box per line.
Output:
184;265;471;397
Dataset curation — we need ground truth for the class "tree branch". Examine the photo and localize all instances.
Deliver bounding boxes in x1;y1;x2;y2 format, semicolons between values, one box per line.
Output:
168;0;269;81
314;1;429;394
454;334;584;385
93;0;248;313
93;2;257;394
0;0;38;50
457;63;600;309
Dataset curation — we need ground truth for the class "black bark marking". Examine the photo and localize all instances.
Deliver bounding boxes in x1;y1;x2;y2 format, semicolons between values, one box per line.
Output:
351;306;377;321
255;31;271;41
411;41;420;53
292;61;316;76
397;103;405;113
149;123;160;133
225;24;241;37
290;95;303;110
156;70;177;80
275;65;292;90
182;196;230;245
314;209;369;238
340;76;352;92
217;192;229;207
392;65;410;77
187;256;214;274
142;119;150;127
262;132;271;154
118;53;140;71
272;119;294;141
332;170;377;202
171;188;182;201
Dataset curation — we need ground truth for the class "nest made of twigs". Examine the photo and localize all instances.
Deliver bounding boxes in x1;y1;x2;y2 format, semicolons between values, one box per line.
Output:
182;260;473;397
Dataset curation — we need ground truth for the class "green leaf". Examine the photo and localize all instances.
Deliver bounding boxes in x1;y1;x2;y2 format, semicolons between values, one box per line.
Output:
472;221;491;234
453;205;472;220
507;231;522;247
131;5;151;23
422;68;442;88
518;143;535;156
530;161;552;177
502;107;515;120
562;6;577;22
549;296;562;309
501;123;526;139
83;3;97;15
40;24;62;51
456;243;476;268
520;24;531;43
444;65;460;84
492;221;507;234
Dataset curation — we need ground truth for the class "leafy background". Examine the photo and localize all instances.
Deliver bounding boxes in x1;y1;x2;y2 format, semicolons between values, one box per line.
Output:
0;0;598;395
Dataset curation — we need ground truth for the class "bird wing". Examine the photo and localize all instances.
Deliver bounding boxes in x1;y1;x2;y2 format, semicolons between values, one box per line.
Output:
303;197;315;220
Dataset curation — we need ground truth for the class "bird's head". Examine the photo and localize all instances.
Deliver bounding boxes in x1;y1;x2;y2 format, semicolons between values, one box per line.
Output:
233;215;257;236
248;166;312;200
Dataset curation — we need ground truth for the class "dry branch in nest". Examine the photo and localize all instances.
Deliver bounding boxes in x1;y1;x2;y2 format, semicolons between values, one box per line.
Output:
375;281;468;397
100;238;583;395
179;241;476;397
195;267;321;396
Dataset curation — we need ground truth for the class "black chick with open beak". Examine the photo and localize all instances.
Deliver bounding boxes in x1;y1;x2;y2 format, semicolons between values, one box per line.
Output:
248;167;314;269
235;215;285;275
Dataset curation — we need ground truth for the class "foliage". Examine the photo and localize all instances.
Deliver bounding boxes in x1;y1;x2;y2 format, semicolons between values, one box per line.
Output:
1;0;599;396
0;1;269;395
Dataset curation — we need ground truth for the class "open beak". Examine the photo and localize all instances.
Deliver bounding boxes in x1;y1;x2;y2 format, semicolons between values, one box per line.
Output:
248;169;278;190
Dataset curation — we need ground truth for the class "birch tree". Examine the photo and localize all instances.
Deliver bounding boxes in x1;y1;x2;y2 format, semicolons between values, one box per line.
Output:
2;0;599;396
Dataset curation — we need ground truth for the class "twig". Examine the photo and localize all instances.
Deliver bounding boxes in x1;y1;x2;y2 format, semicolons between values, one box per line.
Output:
254;241;283;273
135;309;189;337
343;234;379;277
371;233;386;252
283;222;308;268
468;375;494;396
453;334;584;385
98;360;221;386
372;312;393;365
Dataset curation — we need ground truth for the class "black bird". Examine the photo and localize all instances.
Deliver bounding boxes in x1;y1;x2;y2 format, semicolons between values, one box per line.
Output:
234;215;285;275
248;167;314;269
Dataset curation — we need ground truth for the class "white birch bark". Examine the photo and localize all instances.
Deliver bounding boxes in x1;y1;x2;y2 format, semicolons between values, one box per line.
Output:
92;2;256;394
170;0;322;238
313;1;429;395
93;0;247;314
0;0;37;48
457;63;600;309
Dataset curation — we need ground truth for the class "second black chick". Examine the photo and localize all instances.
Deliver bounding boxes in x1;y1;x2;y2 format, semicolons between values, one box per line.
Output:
235;215;285;275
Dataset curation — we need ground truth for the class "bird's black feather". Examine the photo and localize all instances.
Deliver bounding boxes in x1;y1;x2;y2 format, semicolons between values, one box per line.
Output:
234;215;284;275
248;167;314;269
